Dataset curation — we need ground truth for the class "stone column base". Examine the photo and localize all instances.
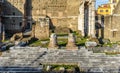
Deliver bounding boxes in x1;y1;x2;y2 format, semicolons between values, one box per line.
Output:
66;45;78;50
48;33;58;50
48;45;59;49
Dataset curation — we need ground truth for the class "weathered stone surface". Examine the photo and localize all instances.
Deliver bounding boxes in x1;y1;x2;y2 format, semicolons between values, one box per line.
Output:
10;32;23;41
3;0;96;39
85;41;97;47
1;47;120;72
66;33;78;50
48;33;58;49
34;16;50;40
78;0;96;37
54;27;70;34
104;1;120;42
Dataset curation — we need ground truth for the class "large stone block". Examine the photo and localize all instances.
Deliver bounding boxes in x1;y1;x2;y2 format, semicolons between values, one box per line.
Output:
34;17;50;40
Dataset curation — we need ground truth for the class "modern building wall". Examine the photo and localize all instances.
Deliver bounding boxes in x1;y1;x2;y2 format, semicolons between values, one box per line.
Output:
97;4;111;15
97;0;119;15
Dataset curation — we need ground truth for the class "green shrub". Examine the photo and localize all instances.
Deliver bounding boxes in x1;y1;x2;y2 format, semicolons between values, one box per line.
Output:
29;40;41;47
40;38;49;41
76;37;88;46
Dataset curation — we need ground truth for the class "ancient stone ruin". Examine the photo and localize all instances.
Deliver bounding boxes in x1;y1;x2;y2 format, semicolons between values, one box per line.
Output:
66;33;78;50
10;32;23;42
78;0;96;37
34;16;50;40
0;0;97;42
48;33;58;49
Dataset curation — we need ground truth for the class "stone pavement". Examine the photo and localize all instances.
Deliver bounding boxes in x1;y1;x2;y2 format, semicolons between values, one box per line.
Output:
0;47;120;72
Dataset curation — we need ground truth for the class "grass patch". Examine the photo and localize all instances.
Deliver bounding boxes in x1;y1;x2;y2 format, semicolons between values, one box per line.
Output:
29;40;41;47
73;31;82;38
44;64;78;70
28;38;49;47
105;52;120;55
76;37;88;46
40;38;49;41
102;42;117;47
2;39;9;43
57;38;68;46
56;33;68;36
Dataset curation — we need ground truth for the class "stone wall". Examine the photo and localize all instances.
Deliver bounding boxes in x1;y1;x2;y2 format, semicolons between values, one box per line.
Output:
104;15;120;42
34;24;49;40
3;0;96;38
104;1;120;42
34;16;50;40
31;0;81;31
3;0;24;32
114;0;120;14
3;0;32;33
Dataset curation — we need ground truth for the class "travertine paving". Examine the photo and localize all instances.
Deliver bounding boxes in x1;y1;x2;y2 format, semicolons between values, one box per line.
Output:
0;47;120;72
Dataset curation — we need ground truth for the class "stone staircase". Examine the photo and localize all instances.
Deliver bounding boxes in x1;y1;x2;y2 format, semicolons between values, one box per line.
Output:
0;67;42;72
0;47;120;72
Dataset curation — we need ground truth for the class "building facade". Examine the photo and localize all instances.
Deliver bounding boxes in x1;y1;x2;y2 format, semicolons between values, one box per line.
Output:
2;0;96;39
3;0;32;34
97;4;111;15
97;0;119;15
78;0;96;37
109;0;119;14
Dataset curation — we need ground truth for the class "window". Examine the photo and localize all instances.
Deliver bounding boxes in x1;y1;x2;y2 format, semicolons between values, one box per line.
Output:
13;12;15;15
113;0;116;3
106;10;108;12
112;31;117;37
25;23;30;29
100;10;103;12
19;22;22;27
